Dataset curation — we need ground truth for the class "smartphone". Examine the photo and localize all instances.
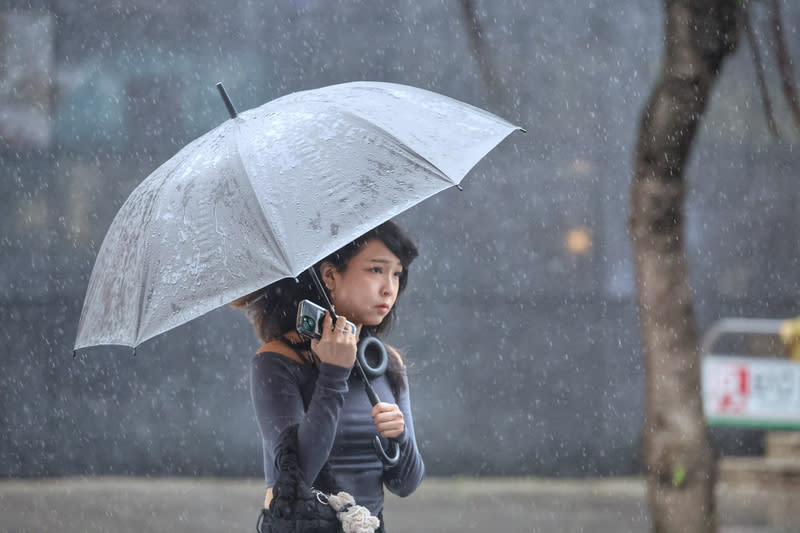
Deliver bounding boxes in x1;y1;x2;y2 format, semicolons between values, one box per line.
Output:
296;299;357;340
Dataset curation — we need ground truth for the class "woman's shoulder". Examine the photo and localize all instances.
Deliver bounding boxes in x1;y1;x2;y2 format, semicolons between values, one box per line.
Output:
253;341;313;374
257;339;306;362
251;342;317;390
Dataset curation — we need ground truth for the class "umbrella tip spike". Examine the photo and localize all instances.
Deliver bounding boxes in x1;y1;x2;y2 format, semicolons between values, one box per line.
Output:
455;184;464;192
216;82;238;119
519;127;528;134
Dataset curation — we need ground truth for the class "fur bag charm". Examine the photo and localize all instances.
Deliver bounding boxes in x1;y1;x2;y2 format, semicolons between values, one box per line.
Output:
326;491;381;533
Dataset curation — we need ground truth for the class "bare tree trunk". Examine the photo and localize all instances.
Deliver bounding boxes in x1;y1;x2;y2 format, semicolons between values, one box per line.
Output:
629;1;739;531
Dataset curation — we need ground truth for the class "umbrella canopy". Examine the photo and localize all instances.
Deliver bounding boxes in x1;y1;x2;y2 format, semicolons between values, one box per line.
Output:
74;81;522;351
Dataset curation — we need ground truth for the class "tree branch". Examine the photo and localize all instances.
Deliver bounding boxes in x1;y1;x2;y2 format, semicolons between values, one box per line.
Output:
743;6;781;138
457;0;501;108
767;0;800;131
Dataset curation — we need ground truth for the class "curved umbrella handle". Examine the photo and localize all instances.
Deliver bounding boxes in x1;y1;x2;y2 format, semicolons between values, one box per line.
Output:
353;343;401;466
373;435;400;466
358;360;400;466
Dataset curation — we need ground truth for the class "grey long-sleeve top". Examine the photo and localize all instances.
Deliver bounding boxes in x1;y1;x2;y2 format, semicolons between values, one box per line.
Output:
251;351;425;514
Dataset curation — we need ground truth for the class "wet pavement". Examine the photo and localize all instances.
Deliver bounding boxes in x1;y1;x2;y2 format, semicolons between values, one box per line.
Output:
0;476;795;532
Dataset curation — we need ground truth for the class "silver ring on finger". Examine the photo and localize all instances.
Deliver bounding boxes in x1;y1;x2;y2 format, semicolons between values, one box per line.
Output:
336;326;349;333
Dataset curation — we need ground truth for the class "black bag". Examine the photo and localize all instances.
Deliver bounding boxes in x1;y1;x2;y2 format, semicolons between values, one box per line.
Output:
256;424;344;533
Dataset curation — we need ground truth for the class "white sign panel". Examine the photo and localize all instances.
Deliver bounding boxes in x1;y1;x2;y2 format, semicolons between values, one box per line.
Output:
702;355;800;429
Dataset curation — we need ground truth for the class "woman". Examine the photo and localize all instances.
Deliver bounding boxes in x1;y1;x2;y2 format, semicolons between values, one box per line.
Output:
232;221;425;530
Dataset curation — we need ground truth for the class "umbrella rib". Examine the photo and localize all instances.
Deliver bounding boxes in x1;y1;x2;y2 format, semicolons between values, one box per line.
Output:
229;120;296;276
132;163;177;347
337;109;456;185
132;140;204;347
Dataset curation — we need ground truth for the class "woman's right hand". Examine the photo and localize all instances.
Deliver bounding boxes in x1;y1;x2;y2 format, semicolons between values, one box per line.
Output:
311;312;357;368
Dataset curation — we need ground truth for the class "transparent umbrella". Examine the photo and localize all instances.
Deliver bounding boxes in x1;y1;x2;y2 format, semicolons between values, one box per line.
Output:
74;81;523;351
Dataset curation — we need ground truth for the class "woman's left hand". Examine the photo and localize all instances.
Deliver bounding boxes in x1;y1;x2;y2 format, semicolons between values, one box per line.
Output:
371;402;405;439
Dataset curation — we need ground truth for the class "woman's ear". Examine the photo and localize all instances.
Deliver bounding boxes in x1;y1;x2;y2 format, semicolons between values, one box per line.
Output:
320;261;337;291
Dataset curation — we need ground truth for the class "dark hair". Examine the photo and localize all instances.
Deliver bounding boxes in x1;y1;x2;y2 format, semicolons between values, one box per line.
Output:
231;221;418;391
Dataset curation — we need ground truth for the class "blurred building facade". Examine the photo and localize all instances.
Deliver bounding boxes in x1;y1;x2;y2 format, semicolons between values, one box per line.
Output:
1;0;798;478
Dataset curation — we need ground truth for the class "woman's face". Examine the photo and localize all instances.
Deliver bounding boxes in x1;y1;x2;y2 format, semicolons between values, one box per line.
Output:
324;238;404;327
